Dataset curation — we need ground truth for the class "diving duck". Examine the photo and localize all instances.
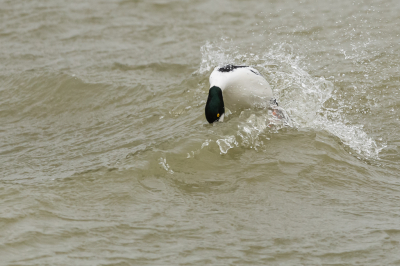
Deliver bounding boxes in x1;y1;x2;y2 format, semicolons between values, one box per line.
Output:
205;65;276;123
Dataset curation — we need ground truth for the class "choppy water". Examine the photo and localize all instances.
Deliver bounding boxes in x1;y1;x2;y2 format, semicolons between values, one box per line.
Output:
1;0;400;265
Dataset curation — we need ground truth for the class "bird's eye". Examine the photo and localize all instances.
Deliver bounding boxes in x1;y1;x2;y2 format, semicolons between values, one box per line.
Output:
217;113;220;118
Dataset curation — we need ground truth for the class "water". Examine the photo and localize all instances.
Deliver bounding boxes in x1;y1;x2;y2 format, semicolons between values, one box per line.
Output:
1;0;400;265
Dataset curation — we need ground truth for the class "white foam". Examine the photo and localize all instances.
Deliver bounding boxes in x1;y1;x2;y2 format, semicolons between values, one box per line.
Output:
159;157;174;174
216;136;238;154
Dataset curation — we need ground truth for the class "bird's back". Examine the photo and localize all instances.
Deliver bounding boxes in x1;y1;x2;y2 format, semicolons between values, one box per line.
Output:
209;65;273;112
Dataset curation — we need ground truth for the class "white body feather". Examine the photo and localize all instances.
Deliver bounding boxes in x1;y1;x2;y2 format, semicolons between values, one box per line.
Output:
209;66;273;112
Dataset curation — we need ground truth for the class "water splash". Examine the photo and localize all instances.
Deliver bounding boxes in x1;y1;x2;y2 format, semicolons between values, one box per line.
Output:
159;157;174;174
199;40;384;158
216;135;238;154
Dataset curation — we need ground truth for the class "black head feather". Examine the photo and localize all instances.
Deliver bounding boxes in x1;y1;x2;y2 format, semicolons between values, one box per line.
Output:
205;86;225;123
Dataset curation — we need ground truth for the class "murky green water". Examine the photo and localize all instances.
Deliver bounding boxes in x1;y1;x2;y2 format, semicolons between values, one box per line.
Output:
1;0;400;265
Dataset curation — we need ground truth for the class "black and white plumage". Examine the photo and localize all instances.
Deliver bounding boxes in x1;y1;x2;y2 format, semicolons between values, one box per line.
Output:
205;65;274;123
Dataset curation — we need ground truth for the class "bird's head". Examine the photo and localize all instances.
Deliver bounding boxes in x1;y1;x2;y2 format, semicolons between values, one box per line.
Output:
205;86;225;123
